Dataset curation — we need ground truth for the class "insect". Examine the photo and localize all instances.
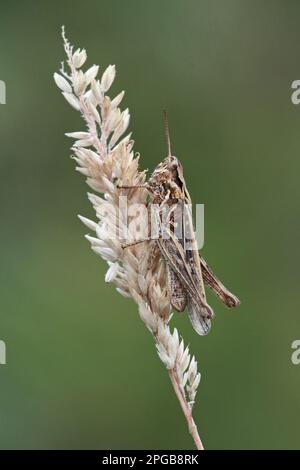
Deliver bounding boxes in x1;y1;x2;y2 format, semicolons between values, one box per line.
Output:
120;113;240;335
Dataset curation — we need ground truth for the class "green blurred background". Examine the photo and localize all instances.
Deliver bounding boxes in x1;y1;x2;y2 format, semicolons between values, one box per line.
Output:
1;0;300;450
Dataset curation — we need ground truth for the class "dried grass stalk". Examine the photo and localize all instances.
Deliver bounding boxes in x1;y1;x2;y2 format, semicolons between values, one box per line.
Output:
54;27;204;450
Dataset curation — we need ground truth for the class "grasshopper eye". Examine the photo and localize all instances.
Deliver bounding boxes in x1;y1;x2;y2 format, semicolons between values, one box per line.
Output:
169;156;180;171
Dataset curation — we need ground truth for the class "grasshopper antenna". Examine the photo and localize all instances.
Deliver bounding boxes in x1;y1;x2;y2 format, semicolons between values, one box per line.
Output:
163;110;172;160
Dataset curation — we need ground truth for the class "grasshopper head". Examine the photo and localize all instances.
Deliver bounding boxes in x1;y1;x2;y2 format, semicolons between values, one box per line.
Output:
147;155;186;200
147;112;189;201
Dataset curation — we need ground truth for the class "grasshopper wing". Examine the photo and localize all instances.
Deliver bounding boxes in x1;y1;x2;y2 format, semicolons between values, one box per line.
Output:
187;297;211;336
166;264;187;312
157;233;213;336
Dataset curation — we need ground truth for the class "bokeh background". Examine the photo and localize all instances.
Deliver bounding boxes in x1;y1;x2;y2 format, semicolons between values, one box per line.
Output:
1;0;300;450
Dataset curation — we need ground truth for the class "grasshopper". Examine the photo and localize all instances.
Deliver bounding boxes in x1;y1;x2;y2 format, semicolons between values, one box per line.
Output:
120;113;240;335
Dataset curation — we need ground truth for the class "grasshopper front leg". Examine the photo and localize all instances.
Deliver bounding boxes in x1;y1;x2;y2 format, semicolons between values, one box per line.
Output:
121;236;161;249
117;184;148;190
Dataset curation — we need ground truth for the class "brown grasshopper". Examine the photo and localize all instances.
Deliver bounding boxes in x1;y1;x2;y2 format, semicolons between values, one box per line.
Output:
120;113;240;335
